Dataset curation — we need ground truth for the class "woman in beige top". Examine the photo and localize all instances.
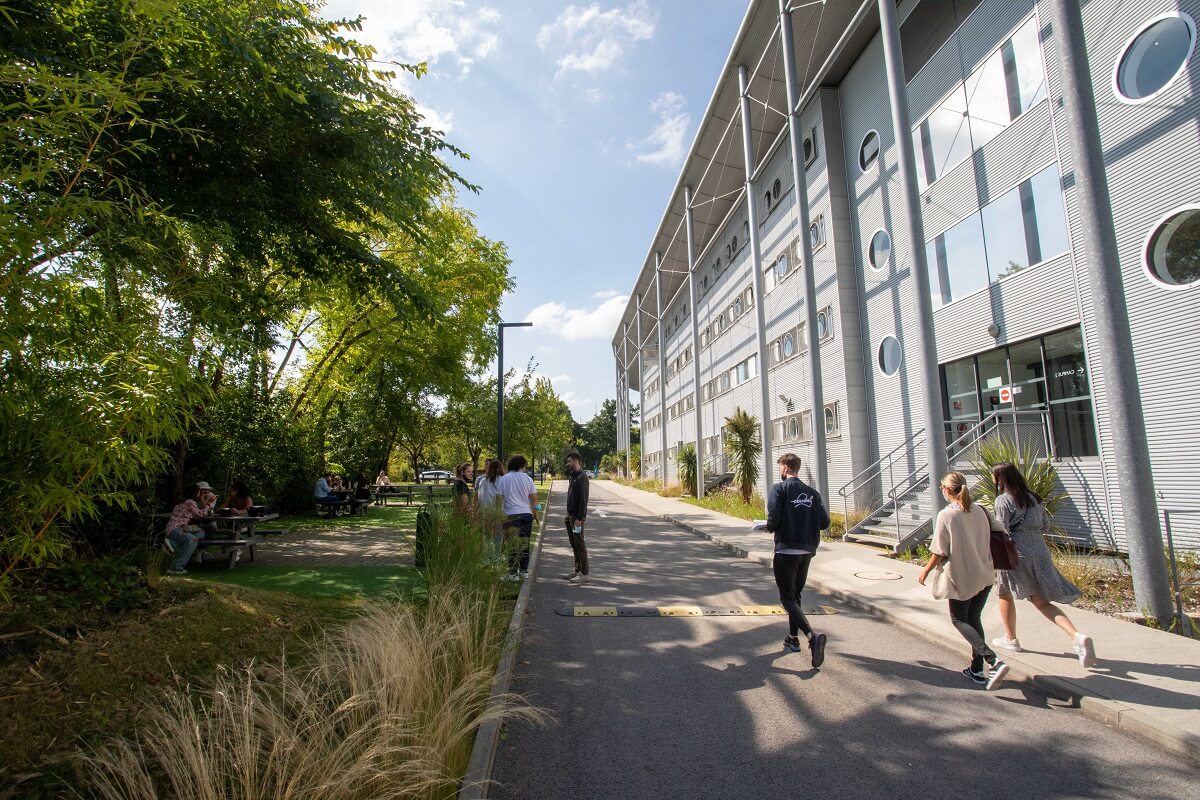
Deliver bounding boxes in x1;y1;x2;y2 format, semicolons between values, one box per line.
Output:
918;471;1010;690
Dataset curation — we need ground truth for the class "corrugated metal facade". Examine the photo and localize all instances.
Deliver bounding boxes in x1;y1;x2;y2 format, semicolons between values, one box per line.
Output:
624;0;1200;549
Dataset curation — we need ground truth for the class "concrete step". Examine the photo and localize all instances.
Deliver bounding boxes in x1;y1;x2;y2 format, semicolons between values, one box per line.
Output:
842;532;898;549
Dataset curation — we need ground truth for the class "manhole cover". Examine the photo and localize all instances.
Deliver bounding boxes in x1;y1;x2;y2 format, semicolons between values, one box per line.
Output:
854;570;903;581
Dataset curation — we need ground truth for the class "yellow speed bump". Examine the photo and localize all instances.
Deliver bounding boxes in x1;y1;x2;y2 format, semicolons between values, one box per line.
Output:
657;605;704;617
572;606;617;617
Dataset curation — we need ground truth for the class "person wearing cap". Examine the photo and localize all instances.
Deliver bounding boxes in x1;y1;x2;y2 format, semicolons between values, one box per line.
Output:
195;481;218;512
163;483;214;575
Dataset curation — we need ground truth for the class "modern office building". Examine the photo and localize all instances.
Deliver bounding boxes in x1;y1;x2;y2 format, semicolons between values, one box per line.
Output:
612;0;1200;558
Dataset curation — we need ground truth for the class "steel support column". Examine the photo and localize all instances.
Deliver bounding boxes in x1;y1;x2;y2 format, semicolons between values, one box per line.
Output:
877;0;947;518
738;65;776;508
778;0;828;499
622;322;632;478
635;292;646;478
655;253;670;484
683;187;706;498
1047;0;1172;622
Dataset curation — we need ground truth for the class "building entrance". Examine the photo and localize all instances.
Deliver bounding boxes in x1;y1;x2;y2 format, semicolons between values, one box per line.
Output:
940;326;1097;457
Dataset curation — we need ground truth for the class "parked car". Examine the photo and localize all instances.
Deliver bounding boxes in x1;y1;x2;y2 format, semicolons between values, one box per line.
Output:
418;469;453;483
585;470;597;478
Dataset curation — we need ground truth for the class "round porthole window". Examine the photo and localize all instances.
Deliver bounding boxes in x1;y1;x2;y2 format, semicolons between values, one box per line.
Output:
714;257;722;274
731;235;739;252
859;130;880;173
734;298;744;316
868;229;892;271
1114;14;1196;103
816;310;830;340
1144;205;1200;288
809;221;822;250
878;335;903;375
782;332;795;357
776;253;790;279
803;136;814;163
772;178;782;200
824;406;837;435
788;417;798;440
765;191;773;210
744;221;750;240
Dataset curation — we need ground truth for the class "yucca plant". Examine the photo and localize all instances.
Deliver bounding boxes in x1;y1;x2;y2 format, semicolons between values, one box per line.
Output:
723;407;761;504
677;443;697;496
969;434;1068;535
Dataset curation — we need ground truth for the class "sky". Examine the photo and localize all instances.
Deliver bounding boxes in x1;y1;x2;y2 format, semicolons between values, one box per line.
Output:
321;0;747;423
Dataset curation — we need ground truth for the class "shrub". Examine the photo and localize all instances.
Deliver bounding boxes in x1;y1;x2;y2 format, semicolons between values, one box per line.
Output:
677;443;697;497
723;407;761;504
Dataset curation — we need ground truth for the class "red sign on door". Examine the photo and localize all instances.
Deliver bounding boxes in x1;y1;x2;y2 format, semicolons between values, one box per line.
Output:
998;386;1012;403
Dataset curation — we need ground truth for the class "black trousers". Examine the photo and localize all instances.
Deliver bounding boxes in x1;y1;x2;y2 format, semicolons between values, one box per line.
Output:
948;585;997;672
564;516;589;575
505;513;534;573
772;553;814;638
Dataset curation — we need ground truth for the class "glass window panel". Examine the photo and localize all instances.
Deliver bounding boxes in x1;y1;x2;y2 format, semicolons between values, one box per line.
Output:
981;183;1027;281
1006;338;1047;410
977;348;1009;415
983;164;1069;281
1051;399;1099;457
966;18;1046;151
1043;328;1090;401
1147;207;1200;286
927;212;987;307
915;85;972;190
942;357;979;422
860;131;880;172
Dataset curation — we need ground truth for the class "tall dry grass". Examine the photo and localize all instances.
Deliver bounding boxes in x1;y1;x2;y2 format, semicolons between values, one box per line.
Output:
84;507;539;800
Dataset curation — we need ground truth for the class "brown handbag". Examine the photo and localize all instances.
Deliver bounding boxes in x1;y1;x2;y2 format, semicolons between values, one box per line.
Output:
985;508;1020;570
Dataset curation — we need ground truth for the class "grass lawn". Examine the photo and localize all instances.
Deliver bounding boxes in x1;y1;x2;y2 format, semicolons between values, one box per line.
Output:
0;582;355;796
282;503;422;532
191;564;421;599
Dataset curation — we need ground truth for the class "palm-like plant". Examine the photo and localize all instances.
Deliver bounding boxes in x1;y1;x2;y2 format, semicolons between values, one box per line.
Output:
969;435;1067;535
677;443;697;496
723;407;761;504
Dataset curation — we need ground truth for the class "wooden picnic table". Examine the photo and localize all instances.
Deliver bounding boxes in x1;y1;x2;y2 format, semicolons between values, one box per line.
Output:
372;484;454;506
154;512;280;569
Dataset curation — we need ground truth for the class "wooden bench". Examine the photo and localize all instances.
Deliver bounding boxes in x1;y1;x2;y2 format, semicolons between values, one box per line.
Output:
197;534;263;569
350;497;371;515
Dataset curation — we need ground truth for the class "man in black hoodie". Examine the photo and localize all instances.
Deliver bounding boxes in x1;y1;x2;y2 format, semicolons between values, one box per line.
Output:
765;452;831;667
563;451;591;582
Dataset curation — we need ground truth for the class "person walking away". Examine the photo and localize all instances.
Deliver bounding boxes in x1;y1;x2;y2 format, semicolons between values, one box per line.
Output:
453;462;474;513
919;471;1010;689
765;453;830;668
990;463;1095;667
163;484;213;575
497;454;539;580
563;450;591;583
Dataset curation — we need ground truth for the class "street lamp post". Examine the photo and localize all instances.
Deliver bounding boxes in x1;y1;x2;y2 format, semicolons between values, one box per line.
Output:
497;321;533;463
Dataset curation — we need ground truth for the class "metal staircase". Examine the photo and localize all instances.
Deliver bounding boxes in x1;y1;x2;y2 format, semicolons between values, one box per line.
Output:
838;411;1053;553
703;453;734;493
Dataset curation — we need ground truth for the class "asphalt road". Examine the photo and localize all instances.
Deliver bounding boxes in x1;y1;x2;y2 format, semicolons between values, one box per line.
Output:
489;482;1198;800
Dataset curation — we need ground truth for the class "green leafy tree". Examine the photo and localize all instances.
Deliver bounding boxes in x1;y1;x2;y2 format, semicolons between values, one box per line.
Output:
723;407;762;504
678;443;698;496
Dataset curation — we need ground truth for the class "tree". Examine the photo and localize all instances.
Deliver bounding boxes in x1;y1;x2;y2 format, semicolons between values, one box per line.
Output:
578;399;617;468
723;407;762;503
395;402;442;481
444;376;499;471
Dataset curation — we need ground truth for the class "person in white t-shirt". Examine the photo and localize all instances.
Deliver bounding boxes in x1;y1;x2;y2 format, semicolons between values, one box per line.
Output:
495;454;539;580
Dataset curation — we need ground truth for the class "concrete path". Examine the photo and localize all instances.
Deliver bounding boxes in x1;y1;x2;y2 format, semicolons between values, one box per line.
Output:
489;481;1197;799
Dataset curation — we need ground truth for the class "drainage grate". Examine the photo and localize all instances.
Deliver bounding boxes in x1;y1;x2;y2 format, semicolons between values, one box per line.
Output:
556;604;840;618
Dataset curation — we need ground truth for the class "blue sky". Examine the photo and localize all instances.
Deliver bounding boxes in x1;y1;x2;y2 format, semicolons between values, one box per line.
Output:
322;0;746;422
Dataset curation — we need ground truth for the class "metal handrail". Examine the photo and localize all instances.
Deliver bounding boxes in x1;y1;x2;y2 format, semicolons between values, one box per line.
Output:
1163;509;1200;638
886;410;1052;502
837;426;925;499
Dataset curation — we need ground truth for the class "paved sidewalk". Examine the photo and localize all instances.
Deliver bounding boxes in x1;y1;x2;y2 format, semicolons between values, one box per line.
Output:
254;527;412;567
600;480;1200;761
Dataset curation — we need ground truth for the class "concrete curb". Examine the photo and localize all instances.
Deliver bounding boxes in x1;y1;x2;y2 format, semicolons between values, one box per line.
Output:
457;485;553;800
637;501;1200;764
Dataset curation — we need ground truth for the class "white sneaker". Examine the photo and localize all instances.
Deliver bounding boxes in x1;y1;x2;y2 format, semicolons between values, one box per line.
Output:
985;661;1010;691
992;636;1022;652
574;574;590;584
1073;633;1096;668
500;574;520;582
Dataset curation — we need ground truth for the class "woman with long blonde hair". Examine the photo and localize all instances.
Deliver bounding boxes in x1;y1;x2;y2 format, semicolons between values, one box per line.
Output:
918;472;1009;690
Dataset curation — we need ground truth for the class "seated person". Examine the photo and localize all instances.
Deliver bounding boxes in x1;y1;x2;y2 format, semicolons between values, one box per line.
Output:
376;469;391;486
163;483;213;575
221;481;254;515
314;472;342;505
329;474;351;499
195;481;218;512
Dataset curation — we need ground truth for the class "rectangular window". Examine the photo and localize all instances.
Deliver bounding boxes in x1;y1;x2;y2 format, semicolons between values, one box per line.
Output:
927;211;987;307
987;164;1069;282
915;84;972;191
1043;328;1097;457
965;17;1046;151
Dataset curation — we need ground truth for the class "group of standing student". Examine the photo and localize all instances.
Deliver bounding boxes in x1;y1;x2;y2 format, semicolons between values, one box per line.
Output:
458;455;542;581
918;465;1095;689
764;454;1096;683
162;480;255;575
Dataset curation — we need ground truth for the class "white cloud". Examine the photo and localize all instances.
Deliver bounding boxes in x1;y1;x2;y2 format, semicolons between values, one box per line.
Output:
538;1;656;77
593;289;621;299
322;1;502;78
634;91;690;168
416;102;455;133
523;295;629;340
